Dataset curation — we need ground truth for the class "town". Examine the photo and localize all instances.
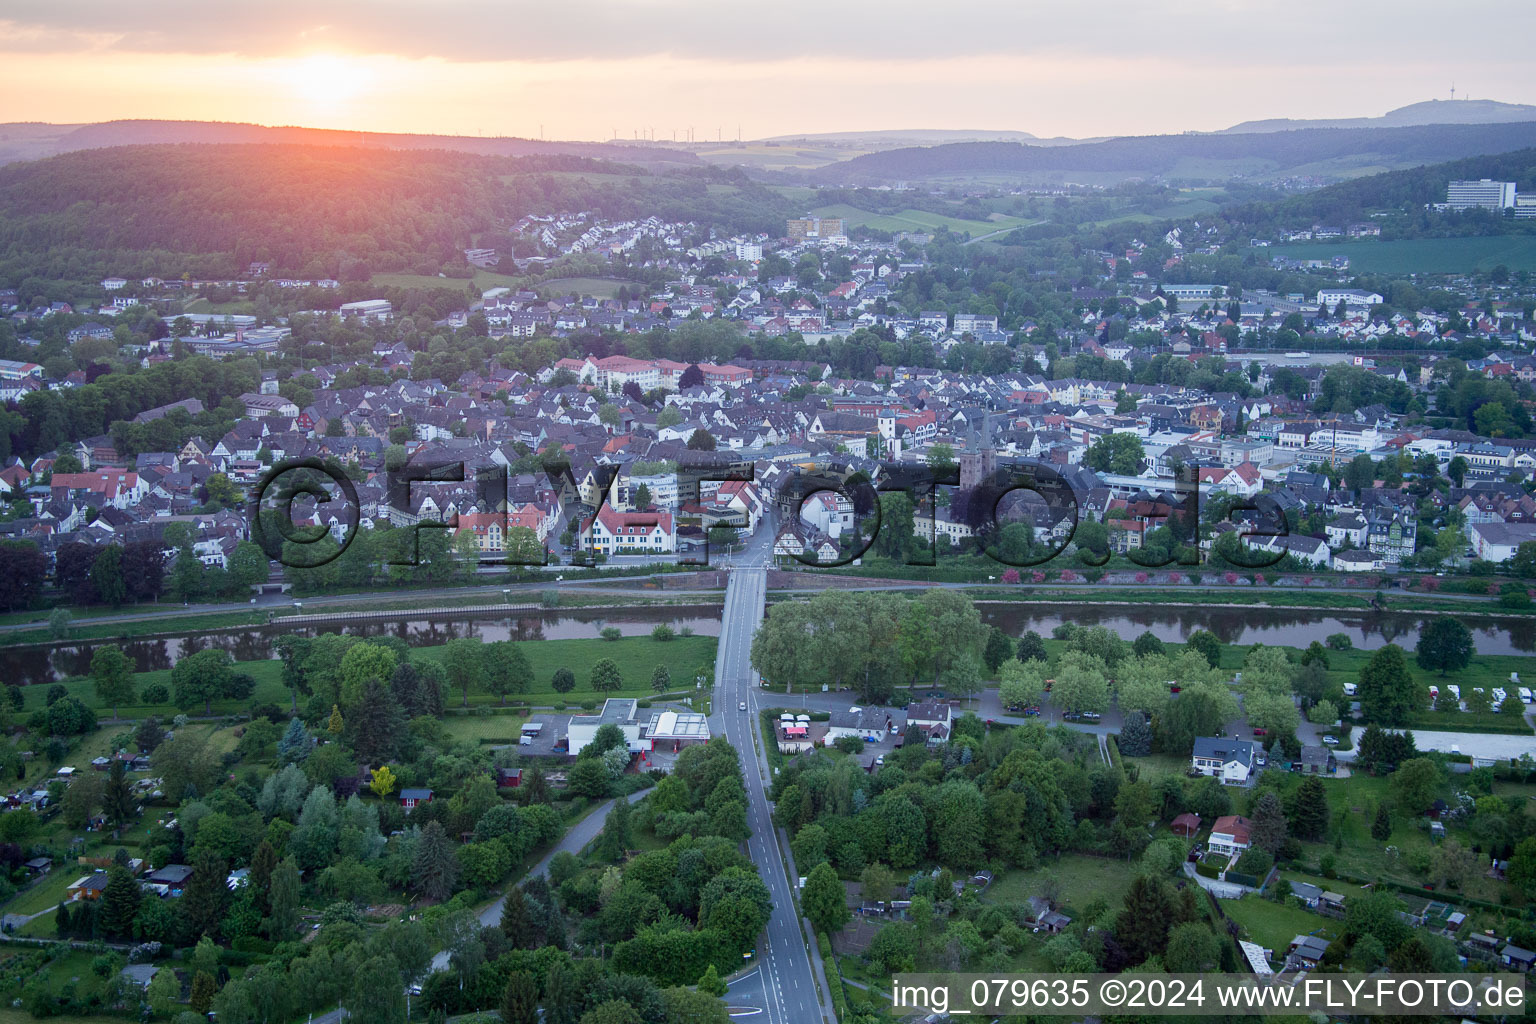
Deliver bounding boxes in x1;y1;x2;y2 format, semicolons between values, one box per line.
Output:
0;145;1535;1024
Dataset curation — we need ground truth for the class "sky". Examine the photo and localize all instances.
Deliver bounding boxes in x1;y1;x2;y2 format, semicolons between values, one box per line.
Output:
3;1;1535;142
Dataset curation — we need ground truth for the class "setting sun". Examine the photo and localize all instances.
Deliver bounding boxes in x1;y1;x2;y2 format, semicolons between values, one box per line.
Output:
287;54;375;110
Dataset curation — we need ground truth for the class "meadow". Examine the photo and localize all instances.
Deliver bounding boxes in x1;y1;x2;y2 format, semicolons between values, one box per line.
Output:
1268;235;1536;274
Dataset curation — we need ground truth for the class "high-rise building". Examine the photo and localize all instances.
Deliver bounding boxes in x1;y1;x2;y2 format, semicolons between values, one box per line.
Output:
1446;179;1516;210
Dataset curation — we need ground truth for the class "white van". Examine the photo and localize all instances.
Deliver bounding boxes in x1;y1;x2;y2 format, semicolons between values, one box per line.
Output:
1521;687;1533;704
1343;682;1358;697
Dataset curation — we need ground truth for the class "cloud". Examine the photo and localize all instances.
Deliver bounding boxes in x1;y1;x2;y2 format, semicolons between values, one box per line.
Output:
5;0;1534;67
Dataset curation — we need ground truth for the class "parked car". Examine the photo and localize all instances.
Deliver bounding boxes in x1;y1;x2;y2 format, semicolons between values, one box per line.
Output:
1252;727;1267;737
1082;711;1101;721
1321;735;1339;746
1023;706;1041;717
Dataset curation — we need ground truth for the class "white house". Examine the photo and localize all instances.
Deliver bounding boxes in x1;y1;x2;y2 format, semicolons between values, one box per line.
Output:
1191;737;1254;785
583;506;676;556
826;707;891;743
1208;814;1253;856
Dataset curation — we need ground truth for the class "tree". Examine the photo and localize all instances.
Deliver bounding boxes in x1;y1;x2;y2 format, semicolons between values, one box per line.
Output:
227;540;269;591
500;971;539;1024
171;648;234;715
1187;630;1222;668
651;664;671;693
1288;777;1329;840
1448;455;1469;488
347;956;406;1024
1358;644;1420;726
590;658;623;693
370;764;398;798
678;364;705;389
1115;874;1175;963
190;972;217;1015
552;667;575;694
485;642;533;705
1308;699;1339;726
412;820;459;901
926;443;956;474
581;1001;643;1024
1133;631;1165;658
442;638;484;707
97;864;141;937
90;545;127;607
982;627;1013;674
102;759;135;825
1086;432;1145;475
1415;618;1473;676
146;963;179;1017
1164;922;1221;972
696;964;727;998
1016;631;1047;662
686;429;716;451
999;659;1045;710
1118;712;1152;756
1249;792;1288;855
1391;757;1442;814
1360;803;1390;844
267;857;301;939
802;862;849;935
90;644;134;720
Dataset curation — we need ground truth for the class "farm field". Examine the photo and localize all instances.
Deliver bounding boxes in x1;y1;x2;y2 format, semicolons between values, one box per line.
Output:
1268;236;1536;274
808;202;1036;236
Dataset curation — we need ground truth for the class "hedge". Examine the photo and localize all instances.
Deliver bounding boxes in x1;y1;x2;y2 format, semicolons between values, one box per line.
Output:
1225;871;1261;888
818;931;848;1021
1194;860;1221;879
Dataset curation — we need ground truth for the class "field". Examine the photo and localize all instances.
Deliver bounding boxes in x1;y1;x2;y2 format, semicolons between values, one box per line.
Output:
807;202;1036;237
1222;893;1339;952
1268;236;1536;275
986;853;1139;915
369;268;521;292
536;277;641;300
411;633;717;701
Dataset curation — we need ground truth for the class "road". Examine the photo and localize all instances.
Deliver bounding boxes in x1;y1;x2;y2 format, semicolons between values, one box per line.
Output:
712;521;837;1024
427;788;648;973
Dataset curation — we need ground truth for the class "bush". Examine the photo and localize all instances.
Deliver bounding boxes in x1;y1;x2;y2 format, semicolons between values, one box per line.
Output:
600;627;623;641
540;590;560;608
651;623;675;642
833;736;864;755
1325;633;1352;650
1234;848;1273;877
818;932;848;1021
140;683;169;704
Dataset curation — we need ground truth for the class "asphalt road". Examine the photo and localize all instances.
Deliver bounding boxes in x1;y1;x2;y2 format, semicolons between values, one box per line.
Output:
712;524;835;1024
423;788;650;975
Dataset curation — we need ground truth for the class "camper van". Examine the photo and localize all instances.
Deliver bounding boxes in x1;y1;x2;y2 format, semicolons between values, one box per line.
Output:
1521;687;1533;704
1342;683;1358;697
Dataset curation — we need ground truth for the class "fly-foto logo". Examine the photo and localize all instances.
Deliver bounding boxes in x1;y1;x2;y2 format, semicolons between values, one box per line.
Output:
249;454;1293;572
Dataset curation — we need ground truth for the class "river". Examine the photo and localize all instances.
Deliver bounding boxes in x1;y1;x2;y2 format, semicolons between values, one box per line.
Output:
1;605;725;686
7;600;1535;687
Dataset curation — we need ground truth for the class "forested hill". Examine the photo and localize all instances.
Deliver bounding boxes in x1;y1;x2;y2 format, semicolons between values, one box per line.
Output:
1224;148;1536;231
0;144;510;283
0;144;797;285
0;119;701;169
809;121;1536;184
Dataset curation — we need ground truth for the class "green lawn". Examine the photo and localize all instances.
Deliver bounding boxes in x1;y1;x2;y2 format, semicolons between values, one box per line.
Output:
1223;893;1338;952
987;854;1138;915
6;870;78;917
412;634;717;702
1268;236;1536;275
24;659;290;718
370;268;521;293
536;277;641;300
